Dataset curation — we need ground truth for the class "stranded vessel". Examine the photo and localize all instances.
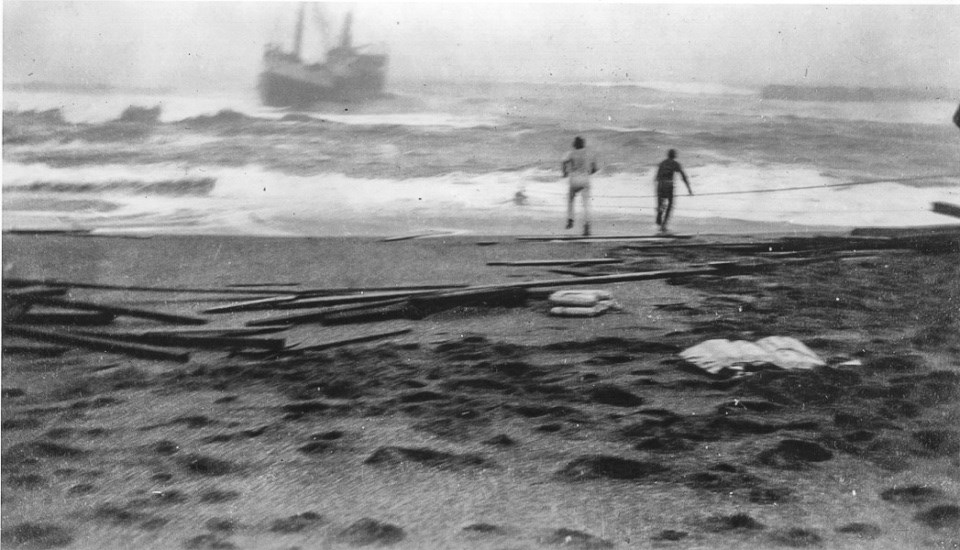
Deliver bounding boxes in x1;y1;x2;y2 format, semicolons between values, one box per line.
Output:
258;6;388;107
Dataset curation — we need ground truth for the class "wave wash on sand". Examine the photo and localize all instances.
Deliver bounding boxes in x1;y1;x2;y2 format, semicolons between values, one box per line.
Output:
3;160;959;236
4;80;960;236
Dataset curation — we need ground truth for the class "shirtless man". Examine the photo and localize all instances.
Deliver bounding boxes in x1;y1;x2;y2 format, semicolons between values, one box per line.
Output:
654;149;693;233
561;136;598;236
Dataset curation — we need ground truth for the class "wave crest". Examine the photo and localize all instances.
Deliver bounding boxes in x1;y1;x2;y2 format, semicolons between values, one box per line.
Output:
6;177;216;196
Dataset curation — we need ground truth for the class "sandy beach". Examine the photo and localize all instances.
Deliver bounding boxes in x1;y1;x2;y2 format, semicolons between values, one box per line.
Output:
2;229;958;550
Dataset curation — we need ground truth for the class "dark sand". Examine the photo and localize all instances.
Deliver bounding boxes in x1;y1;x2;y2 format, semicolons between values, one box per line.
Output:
2;232;958;550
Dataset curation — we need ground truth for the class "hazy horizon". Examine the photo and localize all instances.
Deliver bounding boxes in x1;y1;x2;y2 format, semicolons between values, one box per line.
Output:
4;2;960;95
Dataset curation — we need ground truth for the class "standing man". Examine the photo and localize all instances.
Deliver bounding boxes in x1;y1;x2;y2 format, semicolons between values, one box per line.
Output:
562;136;598;236
654;149;693;233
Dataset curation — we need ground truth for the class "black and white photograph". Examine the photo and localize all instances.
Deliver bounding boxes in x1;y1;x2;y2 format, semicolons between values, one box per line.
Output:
2;1;959;548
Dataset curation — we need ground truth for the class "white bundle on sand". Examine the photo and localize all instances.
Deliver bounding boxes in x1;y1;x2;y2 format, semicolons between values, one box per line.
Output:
548;290;618;317
679;336;825;377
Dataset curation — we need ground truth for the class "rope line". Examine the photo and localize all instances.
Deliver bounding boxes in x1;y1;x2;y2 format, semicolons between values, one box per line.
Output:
519;173;960;201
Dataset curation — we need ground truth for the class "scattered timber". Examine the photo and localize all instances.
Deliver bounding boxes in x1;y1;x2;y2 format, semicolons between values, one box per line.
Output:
36;298;207;325
322;303;420;325
382;233;438;242
139;327;289;337
18;311;117;326
6;279;298;295
72;330;286;351
487;259;623;267
273;290;439;310
245;298;409;327
203;295;300;314
932;201;960;220
465;266;721;291
290;327;413;352
2;343;71;357
2;285;69;300
6;325;190;362
517;234;693;242
407;287;528;315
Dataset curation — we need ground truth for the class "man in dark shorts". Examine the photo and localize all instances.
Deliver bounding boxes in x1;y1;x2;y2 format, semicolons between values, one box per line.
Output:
654;149;693;233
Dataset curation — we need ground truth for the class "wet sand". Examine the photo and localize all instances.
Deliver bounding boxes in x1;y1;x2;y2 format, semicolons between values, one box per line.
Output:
2;231;959;549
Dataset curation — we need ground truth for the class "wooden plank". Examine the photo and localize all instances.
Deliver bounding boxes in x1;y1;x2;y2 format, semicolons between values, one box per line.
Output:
321;303;419;325
407;287;528;316
274;289;439;310
516;234;693;242
5;278;298;295
932;201;960;220
464;266;721;291
18;311;117;326
2;343;71;357
381;232;438;242
226;282;301;288
291;327;413;352
245;298;409;327
36;298;207;325
487;258;623;267
73;330;286;351
203;295;299;314
6;325;190;362
2;286;69;300
139;327;289;337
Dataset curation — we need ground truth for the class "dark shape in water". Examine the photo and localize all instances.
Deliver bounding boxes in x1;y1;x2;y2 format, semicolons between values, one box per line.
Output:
259;5;388;107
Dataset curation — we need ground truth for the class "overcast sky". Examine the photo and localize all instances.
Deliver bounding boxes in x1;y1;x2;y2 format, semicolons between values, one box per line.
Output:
4;2;960;92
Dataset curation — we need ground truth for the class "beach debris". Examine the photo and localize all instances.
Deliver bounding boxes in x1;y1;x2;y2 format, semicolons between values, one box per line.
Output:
548;289;613;307
517;234;693;242
288;326;412;353
407;286;528;316
71;330;287;352
203;295;299;314
931;201;960;220
17;310;117;327
487;258;623;267
5;325;191;363
679;336;825;378
548;289;619;317
35;298;207;325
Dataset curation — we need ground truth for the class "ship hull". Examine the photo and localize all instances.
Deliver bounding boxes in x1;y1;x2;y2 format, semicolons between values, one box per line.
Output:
258;58;387;107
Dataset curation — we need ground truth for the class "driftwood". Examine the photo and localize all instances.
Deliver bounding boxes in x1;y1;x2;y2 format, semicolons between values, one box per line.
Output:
2;343;71;356
273;290;441;310
139;327;289;337
203;295;299;314
487;258;623;267
73;330;286;351
18;311;117;326
6;278;297;295
517;234;693;242
932;201;960;220
290;327;413;352
6;325;190;362
35;298;207;325
321;303;420;325
407;287;528;315
246;298;410;327
2;285;69;300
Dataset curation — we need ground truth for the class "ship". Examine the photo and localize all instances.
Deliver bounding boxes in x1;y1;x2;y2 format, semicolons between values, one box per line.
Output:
258;5;388;107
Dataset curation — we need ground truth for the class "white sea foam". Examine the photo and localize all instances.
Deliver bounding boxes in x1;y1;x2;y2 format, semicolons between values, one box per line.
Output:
5;161;958;236
3;90;500;128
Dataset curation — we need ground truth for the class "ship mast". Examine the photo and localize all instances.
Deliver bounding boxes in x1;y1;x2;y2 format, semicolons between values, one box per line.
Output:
293;3;306;59
339;12;353;48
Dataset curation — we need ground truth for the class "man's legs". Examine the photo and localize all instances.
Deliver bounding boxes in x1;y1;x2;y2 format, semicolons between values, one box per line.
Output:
566;186;577;229
581;185;591;236
659;195;675;232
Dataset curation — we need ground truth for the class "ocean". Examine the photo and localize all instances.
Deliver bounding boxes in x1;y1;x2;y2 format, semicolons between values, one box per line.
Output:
3;80;959;237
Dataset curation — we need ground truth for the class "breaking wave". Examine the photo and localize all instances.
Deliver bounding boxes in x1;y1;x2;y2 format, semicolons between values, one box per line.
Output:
4;178;216;196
